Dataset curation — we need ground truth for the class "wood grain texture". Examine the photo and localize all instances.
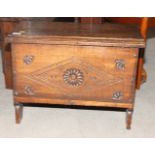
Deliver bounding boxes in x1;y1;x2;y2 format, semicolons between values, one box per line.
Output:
80;17;102;24
8;20;143;128
14;96;133;109
3;20;146;90
6;21;145;48
12;44;138;103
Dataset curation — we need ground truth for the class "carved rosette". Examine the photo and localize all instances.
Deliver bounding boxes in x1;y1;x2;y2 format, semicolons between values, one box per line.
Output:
24;85;34;95
115;59;125;70
23;55;34;65
63;68;84;87
112;91;123;100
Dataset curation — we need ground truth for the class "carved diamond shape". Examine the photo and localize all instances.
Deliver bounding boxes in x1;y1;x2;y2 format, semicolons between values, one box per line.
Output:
25;57;123;92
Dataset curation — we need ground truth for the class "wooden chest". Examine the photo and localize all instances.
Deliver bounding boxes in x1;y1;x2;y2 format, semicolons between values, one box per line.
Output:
7;21;145;129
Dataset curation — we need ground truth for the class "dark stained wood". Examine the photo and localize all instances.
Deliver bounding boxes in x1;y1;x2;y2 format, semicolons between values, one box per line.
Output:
8;21;145;128
106;17;155;27
136;18;149;89
135;18;148;89
14;96;133;109
7;21;145;48
0;17;52;22
80;17;102;24
2;19;146;90
126;109;133;129
1;18;148;90
136;48;145;89
12;44;138;103
15;103;23;124
3;44;13;88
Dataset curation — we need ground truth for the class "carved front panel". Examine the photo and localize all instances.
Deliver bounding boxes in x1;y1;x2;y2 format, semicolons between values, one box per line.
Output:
12;44;138;103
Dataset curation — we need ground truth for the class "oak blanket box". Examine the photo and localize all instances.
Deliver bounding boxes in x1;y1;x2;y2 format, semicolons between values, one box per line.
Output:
7;21;145;129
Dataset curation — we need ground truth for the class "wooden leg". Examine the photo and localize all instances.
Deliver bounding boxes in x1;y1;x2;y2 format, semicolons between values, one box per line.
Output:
15;103;23;124
126;109;133;129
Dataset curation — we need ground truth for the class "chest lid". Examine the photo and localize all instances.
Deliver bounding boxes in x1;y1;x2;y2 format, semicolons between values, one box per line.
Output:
7;21;145;48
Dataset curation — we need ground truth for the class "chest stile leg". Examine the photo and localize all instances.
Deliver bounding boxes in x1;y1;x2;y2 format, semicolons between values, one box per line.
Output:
126;109;133;129
14;103;23;124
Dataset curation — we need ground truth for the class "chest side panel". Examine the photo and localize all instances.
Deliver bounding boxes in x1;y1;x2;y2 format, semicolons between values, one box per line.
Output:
12;44;138;103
